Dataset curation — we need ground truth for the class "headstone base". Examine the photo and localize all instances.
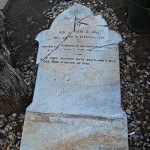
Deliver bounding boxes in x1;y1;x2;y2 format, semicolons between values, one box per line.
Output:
20;112;128;150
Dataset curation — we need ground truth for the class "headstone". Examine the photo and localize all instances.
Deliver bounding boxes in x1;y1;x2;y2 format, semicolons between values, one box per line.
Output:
20;4;128;150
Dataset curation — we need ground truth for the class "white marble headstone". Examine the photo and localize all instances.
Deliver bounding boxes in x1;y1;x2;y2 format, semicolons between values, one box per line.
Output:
21;4;128;150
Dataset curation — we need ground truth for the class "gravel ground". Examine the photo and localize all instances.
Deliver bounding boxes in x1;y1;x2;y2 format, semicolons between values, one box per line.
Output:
0;0;150;149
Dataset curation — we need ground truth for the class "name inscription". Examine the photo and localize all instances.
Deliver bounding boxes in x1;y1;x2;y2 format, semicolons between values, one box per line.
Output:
40;26;118;66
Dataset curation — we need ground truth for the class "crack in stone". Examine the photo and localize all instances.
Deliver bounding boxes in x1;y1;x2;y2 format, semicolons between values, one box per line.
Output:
29;103;47;113
79;21;107;27
39;32;116;64
39;8;113;64
39;6;78;64
39;30;75;64
74;6;76;31
97;25;108;27
88;43;117;51
78;15;92;22
28;112;125;121
78;22;89;25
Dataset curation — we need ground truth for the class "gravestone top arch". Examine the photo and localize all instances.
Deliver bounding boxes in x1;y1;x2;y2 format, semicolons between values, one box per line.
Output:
20;4;128;150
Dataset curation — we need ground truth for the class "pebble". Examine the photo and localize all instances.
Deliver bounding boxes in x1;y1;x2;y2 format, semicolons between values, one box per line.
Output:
0;114;24;149
125;108;131;115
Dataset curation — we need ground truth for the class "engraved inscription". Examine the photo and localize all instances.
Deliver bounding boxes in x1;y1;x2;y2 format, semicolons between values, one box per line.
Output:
40;28;118;66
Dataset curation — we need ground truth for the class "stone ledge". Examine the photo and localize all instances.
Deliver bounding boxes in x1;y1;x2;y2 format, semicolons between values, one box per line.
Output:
20;112;128;150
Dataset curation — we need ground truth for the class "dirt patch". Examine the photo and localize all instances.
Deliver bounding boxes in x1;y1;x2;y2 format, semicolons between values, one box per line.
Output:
5;0;55;65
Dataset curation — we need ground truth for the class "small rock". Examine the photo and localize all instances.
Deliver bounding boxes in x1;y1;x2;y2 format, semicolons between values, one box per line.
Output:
125;108;131;115
12;113;17;118
0;119;4;127
8;135;14;141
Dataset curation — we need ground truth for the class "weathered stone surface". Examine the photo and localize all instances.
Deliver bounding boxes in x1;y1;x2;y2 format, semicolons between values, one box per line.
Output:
21;4;128;150
27;4;123;118
21;113;128;150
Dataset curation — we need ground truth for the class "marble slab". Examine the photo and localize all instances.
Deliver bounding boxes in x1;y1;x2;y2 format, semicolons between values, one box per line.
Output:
27;4;124;118
21;113;128;150
20;4;128;150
